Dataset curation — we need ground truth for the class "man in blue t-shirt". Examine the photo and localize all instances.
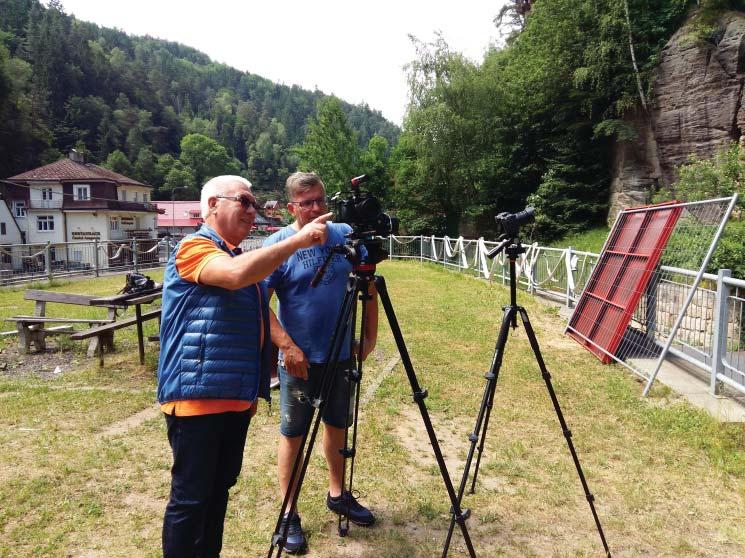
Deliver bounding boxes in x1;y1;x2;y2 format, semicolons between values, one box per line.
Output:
263;172;378;554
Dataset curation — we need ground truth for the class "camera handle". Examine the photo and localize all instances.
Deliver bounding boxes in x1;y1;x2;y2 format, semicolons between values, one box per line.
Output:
440;246;612;558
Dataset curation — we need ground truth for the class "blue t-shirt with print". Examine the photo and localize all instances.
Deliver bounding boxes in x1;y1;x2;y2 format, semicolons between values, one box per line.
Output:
264;222;354;363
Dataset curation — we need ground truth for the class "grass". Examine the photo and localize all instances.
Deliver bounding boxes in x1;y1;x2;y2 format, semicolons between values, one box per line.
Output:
1;262;744;557
547;226;610;253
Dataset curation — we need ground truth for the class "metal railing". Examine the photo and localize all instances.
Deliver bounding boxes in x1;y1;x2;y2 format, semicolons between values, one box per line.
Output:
0;237;175;284
1;232;741;396
388;234;745;396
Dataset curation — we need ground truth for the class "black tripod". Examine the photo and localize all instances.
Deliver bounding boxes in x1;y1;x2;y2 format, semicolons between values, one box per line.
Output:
441;236;612;558
268;241;477;558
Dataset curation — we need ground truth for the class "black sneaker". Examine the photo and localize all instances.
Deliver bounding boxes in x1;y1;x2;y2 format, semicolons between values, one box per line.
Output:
279;512;307;554
326;491;375;526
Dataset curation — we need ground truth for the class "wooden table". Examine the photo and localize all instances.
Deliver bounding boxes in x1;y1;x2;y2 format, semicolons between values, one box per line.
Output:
90;287;162;365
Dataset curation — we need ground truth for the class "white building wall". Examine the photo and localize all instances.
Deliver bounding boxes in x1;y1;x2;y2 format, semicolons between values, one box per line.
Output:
0;201;23;244
27;213;65;245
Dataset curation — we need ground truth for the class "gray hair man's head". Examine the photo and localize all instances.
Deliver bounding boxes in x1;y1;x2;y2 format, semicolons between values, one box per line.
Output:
285;171;324;201
200;175;253;218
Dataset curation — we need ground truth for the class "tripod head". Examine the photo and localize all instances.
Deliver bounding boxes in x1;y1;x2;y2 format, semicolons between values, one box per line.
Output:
486;206;535;260
310;236;380;287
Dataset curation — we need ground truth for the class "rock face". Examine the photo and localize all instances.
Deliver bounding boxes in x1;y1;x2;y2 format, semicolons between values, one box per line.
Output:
608;11;745;221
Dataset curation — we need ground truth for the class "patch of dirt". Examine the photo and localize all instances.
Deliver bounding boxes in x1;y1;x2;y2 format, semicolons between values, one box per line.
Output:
0;341;85;380
97;404;160;438
392;406;506;493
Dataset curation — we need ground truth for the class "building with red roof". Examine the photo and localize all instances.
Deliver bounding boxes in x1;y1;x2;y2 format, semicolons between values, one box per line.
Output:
1;150;163;271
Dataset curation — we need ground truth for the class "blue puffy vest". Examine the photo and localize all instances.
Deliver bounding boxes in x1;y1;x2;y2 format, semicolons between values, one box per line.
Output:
157;224;270;404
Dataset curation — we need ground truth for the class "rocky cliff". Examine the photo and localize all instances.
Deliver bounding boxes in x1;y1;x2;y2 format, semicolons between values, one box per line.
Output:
609;11;745;220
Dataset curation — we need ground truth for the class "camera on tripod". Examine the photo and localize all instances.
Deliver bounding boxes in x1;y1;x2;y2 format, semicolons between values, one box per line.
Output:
495;206;535;239
330;174;399;265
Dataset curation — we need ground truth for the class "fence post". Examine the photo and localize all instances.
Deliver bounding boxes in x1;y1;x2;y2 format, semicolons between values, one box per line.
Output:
644;263;659;336
566;246;573;307
94;239;100;277
45;241;52;282
710;268;731;395
389;235;393;259
132;238;139;272
420;235;423;263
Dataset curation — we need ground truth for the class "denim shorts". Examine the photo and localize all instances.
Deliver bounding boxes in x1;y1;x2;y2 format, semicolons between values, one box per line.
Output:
279;359;356;437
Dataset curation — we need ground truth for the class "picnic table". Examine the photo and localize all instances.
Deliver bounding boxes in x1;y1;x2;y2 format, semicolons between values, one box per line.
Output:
4;290;121;354
82;287;163;366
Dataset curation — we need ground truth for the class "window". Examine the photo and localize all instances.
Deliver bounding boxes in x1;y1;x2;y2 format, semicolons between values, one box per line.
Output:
110;217;119;231
12;201;26;218
133;192;139;202
37;215;54;232
0;223;6;235
74;184;90;201
120;189;127;201
41;188;53;200
143;194;148;203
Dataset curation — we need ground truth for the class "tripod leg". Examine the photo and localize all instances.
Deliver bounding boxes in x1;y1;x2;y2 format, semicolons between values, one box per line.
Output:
337;274;373;536
268;281;358;558
518;307;612;558
442;305;516;557
376;276;477;558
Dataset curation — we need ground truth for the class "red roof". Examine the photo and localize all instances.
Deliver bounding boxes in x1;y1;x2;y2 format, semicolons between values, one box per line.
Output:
156;201;204;228
8;158;150;187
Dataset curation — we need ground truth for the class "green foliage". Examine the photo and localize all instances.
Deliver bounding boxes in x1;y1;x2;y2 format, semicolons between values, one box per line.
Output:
655;142;745;274
655;142;744;204
0;0;398;193
392;0;699;239
102;149;133;176
179;133;239;186
295;97;360;194
549;226;611;253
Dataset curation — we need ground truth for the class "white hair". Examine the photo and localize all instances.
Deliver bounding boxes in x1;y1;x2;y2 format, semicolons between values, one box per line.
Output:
200;175;253;218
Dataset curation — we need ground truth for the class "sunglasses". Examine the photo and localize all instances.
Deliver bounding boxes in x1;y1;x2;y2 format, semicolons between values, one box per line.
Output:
216;194;260;211
288;197;328;209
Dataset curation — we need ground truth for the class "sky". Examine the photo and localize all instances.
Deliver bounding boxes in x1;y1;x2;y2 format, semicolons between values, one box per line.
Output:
58;0;508;125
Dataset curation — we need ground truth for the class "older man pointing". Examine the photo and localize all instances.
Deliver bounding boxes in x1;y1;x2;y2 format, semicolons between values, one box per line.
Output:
157;175;331;558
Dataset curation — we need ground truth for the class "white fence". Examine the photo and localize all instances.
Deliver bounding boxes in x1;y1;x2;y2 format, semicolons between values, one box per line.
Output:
387;235;745;396
2;233;742;396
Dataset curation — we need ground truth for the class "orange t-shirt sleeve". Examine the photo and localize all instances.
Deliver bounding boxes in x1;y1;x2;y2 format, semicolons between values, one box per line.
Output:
175;236;229;284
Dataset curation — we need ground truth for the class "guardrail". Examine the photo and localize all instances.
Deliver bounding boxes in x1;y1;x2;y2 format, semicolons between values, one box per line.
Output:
388;235;744;396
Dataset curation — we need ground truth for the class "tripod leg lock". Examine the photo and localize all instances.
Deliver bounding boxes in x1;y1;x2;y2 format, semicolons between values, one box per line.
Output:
271;533;285;547
468;433;478;443
484;372;495;380
449;507;471;522
311;397;323;409
563;428;572;439
340;447;355;458
346;368;361;383
412;388;428;402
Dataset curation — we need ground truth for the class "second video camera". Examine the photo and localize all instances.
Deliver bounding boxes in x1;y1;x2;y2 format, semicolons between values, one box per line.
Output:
331;175;398;238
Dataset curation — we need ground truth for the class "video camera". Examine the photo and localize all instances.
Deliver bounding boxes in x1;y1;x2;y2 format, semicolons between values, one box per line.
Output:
495;206;535;239
331;175;398;239
329;175;399;266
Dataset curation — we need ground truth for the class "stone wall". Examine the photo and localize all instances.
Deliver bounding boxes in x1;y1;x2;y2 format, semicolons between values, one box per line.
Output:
609;12;745;221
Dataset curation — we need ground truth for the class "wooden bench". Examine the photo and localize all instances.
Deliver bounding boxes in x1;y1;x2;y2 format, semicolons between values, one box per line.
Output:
70;309;161;366
6;290;120;354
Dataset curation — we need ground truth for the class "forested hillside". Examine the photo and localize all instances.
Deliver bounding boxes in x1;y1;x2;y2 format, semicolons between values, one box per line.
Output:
393;0;745;239
0;0;399;198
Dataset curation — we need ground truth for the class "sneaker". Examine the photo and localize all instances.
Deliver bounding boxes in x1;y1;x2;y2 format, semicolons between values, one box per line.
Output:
270;374;280;390
279;512;307;554
326;491;375;526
